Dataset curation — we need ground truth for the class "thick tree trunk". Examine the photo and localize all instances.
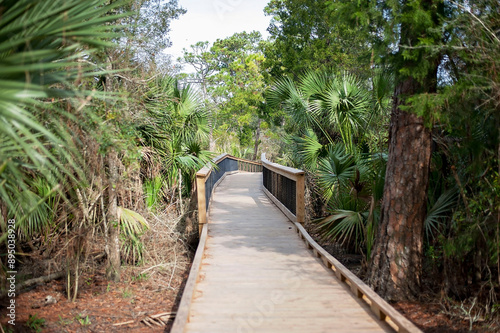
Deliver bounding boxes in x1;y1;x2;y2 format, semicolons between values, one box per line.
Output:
106;149;121;282
368;77;432;301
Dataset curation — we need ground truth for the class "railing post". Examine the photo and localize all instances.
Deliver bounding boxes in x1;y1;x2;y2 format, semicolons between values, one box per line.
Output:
296;173;305;224
196;173;207;235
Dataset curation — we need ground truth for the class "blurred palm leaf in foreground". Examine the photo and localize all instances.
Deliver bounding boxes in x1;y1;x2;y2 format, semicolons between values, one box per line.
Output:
0;0;125;239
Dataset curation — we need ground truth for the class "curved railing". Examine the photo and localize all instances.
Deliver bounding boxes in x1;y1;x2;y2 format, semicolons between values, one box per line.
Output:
172;154;261;332
174;153;421;333
258;155;421;333
261;153;305;223
196;153;262;233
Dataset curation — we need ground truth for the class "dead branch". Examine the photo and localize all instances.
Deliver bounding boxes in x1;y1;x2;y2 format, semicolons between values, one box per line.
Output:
112;320;135;326
0;271;64;298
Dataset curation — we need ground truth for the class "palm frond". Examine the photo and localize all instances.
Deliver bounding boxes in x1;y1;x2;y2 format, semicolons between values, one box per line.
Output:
0;0;129;242
117;207;149;265
299;71;330;98
322;73;372;152
292;129;325;170
317;144;357;201
117;206;149;237
425;188;458;241
317;208;367;252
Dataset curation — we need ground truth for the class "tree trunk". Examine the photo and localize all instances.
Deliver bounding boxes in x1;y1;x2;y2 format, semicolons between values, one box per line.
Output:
201;80;216;151
0;199;7;230
106;148;121;282
104;57;120;282
368;77;432;301
252;120;261;161
178;168;183;214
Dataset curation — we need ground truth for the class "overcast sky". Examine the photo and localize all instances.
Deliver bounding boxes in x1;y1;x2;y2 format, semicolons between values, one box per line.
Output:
166;0;271;68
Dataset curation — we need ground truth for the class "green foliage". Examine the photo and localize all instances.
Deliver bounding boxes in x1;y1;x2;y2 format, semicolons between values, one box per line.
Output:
131;273;149;282
123;0;186;63
180;31;280;156
144;176;166;211
291;130;325;171
315;148;386;255
209;33;267;147
1;326;14;333
117;207;149;264
268;70;391;257
140;75;213;190
425;188;458;241
57;315;73;327
27;314;45;332
75;314;91;326
0;0;127;243
14;190;51;238
317;145;357;201
318;197;369;253
268;71;379;153
264;0;372;77
327;0;447;84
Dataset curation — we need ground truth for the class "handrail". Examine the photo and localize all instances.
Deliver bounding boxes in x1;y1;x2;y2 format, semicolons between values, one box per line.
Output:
170;224;208;333
293;222;422;333
196;153;262;234
261;153;305;223
261;153;304;180
176;156;421;332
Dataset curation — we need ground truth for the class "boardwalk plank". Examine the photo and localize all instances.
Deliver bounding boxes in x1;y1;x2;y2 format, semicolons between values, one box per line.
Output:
184;173;393;333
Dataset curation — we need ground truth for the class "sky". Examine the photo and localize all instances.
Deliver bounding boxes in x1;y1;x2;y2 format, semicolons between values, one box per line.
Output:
166;0;271;69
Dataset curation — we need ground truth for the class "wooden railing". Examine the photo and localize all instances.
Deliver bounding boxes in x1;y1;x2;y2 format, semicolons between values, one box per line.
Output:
260;155;421;333
174;153;421;333
170;223;208;333
238;159;263;172
196;153;262;233
293;222;422;333
261;153;305;223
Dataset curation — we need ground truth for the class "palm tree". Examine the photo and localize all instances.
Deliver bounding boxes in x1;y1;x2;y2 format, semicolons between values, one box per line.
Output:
138;76;213;214
268;71;373;152
268;70;391;257
297;134;387;257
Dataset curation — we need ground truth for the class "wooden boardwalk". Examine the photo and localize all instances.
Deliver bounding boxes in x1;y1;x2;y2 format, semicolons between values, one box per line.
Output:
183;172;394;333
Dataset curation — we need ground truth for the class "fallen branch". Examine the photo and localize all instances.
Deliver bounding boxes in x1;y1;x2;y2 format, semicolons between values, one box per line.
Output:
0;271;64;298
150;312;176;319
140;263;175;275
112;320;135;327
142;318;154;328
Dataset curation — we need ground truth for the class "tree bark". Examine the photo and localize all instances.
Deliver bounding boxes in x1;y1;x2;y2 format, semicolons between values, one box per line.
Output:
368;77;432;301
178;168;183;214
104;57;120;282
106;148;121;282
252;120;261;161
201;80;216;151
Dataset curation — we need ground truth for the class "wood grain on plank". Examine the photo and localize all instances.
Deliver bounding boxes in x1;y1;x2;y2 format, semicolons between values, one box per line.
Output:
184;173;400;333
